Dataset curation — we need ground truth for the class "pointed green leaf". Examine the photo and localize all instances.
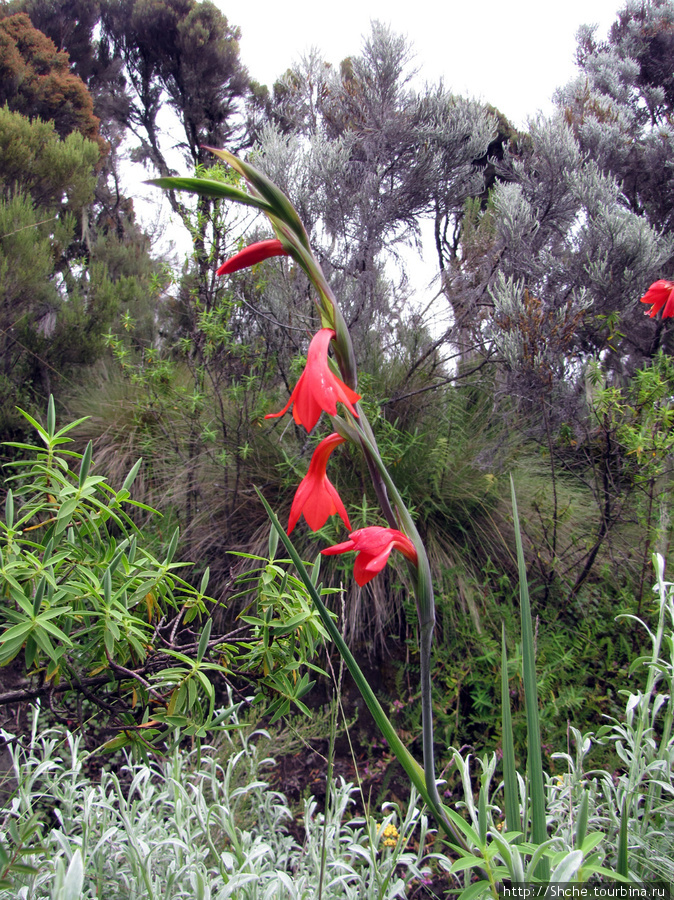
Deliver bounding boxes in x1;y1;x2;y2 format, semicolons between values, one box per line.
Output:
55;498;78;535
310;553;322;587
205;148;310;248
0;621;35;643
579;832;604;855
36;619;72;644
268;523;279;561
62;849;84;900
501;622;520;841
148;176;275;213
24;635;37;669
200;566;210;595
42;537;54;565
47;395;55;438
164;527;180;565
122;458;143;493
457;878;492;900
5;490;13;529
550;849;583;882
511;475;549;880
31;627;56;659
103;569;112;605
575;790;590;849
32;576;46;617
617;795;629;877
197;618;212;664
78;441;93;487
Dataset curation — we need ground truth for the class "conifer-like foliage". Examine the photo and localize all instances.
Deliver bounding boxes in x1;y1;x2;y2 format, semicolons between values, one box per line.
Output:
257;24;496;366
0;108;102;426
0;2;161;435
0;12;103;151
559;0;674;237
98;0;250;170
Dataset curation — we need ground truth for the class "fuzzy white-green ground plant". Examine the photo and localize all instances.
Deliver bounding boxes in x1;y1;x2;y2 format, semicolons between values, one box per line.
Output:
0;701;434;899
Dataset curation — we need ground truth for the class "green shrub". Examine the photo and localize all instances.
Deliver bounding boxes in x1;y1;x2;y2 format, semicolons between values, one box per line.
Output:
0;398;334;749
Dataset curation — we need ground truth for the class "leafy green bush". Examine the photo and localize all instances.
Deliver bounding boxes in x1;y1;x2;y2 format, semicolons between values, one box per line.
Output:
0;397;221;742
1;548;671;898
0;398;334;748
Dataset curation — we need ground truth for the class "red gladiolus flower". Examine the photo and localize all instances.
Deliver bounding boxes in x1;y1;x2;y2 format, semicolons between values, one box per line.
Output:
640;280;674;318
287;433;351;534
216;239;287;276
321;526;418;586
265;328;361;431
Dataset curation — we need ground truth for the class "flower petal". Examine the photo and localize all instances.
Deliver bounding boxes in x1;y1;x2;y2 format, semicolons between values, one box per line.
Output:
353;553;379;586
286;433;350;533
321;539;356;556
362;545;394;574
292;377;328;430
321;526;418;584
664;289;674;318
640;280;674;318
287;478;313;534
326;481;351;532
265;329;361;431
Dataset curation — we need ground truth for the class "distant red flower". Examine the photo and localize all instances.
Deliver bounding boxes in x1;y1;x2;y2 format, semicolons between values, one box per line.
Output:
640;280;674;318
321;526;418;586
216;239;287;275
287;433;351;534
265;328;361;431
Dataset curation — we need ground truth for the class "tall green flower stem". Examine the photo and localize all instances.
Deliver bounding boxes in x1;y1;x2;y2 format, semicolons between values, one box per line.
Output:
151;153;449;838
346;417;442;821
256;491;464;847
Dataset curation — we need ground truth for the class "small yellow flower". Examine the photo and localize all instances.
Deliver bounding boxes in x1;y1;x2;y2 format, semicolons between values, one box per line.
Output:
379;823;399;848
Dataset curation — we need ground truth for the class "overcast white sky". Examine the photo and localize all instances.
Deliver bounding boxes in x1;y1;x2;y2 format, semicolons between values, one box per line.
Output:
222;0;624;129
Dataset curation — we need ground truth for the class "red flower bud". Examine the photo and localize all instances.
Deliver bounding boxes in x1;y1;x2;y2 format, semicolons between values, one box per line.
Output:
216;239;287;276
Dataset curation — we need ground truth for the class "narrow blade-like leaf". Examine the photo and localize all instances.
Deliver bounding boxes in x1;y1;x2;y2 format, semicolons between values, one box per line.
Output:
197;618;212;664
148;176;275;214
501;622;521;841
205;149;310;248
78;441;93;487
511;475;549;880
617;795;629;877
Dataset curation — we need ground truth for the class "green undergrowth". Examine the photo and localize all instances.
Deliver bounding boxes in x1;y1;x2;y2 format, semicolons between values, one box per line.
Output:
387;559;646;775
